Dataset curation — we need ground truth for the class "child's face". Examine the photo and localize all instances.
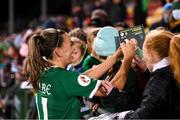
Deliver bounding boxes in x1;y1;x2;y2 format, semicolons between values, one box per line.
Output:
71;43;83;65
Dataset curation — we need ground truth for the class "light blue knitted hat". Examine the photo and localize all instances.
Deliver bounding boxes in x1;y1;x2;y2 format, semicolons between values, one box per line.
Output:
93;26;119;56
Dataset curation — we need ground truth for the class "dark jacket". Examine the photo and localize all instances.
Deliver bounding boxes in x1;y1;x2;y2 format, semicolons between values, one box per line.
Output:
99;63;142;112
125;66;180;119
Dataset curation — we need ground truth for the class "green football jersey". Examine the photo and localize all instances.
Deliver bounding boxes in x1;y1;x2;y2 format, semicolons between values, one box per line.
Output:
36;67;101;119
82;55;101;72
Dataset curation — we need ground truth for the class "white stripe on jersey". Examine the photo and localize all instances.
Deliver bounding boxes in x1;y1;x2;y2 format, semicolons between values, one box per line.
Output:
42;97;48;120
35;94;40;119
89;80;101;98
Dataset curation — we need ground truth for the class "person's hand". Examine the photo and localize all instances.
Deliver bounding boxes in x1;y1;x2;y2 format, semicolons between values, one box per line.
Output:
133;56;147;73
91;103;100;112
0;99;4;109
120;39;136;61
101;80;114;95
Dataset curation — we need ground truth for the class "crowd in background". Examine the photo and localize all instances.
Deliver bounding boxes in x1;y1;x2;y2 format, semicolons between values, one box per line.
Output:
0;0;180;119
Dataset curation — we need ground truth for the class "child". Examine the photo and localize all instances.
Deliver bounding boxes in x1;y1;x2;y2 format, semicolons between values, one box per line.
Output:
90;26;142;113
68;37;87;73
83;28;101;72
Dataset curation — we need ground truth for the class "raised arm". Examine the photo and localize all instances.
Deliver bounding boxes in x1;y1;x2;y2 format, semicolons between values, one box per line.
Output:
110;39;136;90
84;47;122;79
94;39;136;97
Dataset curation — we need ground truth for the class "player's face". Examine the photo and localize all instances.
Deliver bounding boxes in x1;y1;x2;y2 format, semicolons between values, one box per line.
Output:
60;34;73;66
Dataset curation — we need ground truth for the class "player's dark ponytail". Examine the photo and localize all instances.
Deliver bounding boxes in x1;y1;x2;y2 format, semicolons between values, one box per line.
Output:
26;28;65;91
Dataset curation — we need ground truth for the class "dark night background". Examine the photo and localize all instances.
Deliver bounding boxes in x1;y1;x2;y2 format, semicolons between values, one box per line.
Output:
0;0;71;32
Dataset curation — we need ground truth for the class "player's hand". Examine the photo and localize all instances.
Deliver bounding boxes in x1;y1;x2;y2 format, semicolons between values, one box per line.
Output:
101;80;114;95
91;103;100;112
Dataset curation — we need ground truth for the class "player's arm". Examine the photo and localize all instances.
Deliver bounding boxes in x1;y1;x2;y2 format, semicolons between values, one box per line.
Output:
84;48;122;79
94;39;135;97
94;80;114;97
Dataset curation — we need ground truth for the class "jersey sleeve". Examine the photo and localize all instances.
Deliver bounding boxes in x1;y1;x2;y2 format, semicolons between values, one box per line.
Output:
62;72;101;98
